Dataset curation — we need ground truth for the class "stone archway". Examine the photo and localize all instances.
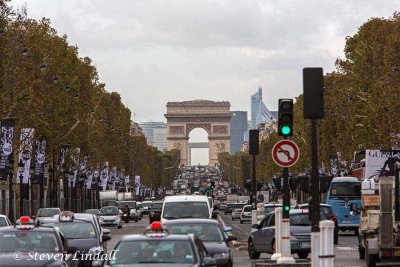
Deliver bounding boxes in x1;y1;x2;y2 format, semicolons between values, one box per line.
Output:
165;100;231;166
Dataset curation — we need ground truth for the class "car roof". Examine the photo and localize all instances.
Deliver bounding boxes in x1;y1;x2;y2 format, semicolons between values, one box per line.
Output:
264;203;282;207
0;214;8;218
120;233;193;242
164;218;219;225
298;203;331;208
331;177;360;183
164;195;208;202
0;226;59;233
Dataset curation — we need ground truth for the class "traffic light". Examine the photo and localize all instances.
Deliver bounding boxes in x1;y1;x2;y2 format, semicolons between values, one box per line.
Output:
257;182;263;191
278;99;293;136
303;68;324;119
284;204;290;213
244;179;252;191
210;181;215;190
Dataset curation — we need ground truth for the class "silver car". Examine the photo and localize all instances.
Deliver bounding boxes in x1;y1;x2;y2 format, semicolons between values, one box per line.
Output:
231;203;246;220
248;209;311;259
98;206;122;228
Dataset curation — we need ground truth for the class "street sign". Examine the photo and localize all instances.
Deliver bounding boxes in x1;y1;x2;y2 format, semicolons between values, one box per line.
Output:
272;140;300;168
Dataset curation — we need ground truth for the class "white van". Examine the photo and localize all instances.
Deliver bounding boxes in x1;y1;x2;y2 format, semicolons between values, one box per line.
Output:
161;195;211;224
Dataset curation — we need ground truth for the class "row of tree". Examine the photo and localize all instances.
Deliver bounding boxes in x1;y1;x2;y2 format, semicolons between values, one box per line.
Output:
220;12;400;186
0;3;178;188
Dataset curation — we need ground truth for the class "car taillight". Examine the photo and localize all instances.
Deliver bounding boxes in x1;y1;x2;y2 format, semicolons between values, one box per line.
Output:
241;212;244;216
331;215;337;223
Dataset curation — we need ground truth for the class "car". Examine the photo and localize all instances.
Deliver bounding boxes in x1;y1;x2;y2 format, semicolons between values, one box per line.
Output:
248;209;311;260
117;201;139;222
164;218;237;267
0;216;78;267
296;203;339;244
161;195;211;224
84;209;100;216
34;207;61;225
149;201;163;223
256;203;282;223
231;203;246;220
0;214;12;227
99;206;122;228
92;221;217;267
142;200;153;215
224;203;235;214
50;211;112;266
240;205;253;224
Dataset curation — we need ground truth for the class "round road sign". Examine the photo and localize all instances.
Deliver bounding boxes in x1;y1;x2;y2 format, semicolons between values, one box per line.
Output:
272;140;300;168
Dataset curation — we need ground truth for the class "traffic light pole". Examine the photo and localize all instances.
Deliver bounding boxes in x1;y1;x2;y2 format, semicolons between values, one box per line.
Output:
310;119;321;267
277;137;295;264
252;154;256;209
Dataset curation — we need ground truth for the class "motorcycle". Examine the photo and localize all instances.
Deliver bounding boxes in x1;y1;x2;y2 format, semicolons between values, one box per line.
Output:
122;212;130;223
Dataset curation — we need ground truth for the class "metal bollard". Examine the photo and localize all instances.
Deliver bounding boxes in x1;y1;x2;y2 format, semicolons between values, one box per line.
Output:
311;232;320;267
252;210;257;225
319;220;334;267
277;217;295;264
271;207;282;260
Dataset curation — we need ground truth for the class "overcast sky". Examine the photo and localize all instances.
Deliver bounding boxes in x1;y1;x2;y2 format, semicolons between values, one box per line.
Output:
10;0;399;124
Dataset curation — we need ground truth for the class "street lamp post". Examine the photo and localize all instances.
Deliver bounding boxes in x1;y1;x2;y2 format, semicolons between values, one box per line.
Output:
29;164;34;217
8;158;14;223
48;165;54;207
69;173;74;212
18;159;24;217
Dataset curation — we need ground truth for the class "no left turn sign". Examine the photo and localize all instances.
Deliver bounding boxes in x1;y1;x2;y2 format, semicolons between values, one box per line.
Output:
272;140;300;168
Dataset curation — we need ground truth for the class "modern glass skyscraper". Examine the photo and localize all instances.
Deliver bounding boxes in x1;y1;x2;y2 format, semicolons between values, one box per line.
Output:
138;121;166;146
230;111;248;154
250;86;275;129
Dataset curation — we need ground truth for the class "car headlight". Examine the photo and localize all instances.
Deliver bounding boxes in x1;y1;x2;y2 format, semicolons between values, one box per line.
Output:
88;246;104;255
150;212;155;216
213;252;229;260
99;217;104;222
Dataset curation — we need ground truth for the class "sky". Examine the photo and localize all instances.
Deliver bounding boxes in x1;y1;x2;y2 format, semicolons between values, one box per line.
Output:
9;0;400;164
10;0;400;123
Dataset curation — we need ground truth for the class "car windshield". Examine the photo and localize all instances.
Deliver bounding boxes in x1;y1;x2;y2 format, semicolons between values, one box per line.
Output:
167;223;224;242
330;182;361;198
100;206;119;215
290;213;311;226
55;221;97;239
108;240;196;265
0;218;8;227
264;206;279;214
143;202;153;208
151;202;163;209
117;202;136;209
37;209;60;217
243;206;252;212
233;204;245;209
163;202;209;219
84;209;99;215
0;231;60;252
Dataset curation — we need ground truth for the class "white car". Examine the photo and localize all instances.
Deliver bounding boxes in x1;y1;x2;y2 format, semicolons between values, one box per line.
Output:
99;206;122;228
161;195;211;224
240;205;253;224
231;203;246;220
0;214;11;227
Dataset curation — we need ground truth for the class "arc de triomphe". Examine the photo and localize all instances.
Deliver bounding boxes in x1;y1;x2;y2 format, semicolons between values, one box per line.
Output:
165;100;231;166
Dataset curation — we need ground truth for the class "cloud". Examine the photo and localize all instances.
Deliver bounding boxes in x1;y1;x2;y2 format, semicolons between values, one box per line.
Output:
10;0;400;120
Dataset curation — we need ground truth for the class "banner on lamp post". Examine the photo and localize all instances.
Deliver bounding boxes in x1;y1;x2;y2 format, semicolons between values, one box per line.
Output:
86;171;93;190
69;148;80;187
135;175;141;196
0;119;15;180
58;145;69;170
101;162;109;190
125;175;130;192
18;128;34;184
32;138;46;184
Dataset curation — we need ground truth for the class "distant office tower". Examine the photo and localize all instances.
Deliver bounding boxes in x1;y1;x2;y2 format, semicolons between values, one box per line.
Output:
139;122;166;146
230;111;248;154
250;86;275;129
153;127;167;152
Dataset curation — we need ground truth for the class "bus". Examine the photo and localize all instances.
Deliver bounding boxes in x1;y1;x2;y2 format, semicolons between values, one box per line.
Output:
326;177;361;235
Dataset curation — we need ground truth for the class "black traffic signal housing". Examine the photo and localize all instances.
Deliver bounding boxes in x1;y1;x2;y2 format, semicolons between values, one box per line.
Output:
303;68;324;119
278;99;293;136
244;179;252;191
272;177;283;191
210;181;215;191
249;129;260;155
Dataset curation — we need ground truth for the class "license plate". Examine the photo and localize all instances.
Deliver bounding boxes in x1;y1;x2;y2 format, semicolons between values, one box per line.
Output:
301;242;311;247
342;220;351;223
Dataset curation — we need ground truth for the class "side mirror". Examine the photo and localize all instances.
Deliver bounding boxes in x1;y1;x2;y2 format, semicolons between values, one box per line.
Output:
102;228;111;235
67;246;79;254
202;257;217;266
102;235;111;242
251;224;259;229
226;235;237;241
223;226;232;232
211;211;219;219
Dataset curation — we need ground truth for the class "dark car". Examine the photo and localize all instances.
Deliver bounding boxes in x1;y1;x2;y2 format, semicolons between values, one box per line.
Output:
248;209;311;259
164;219;236;267
149;201;163;223
297;203;339;244
0;216;78;267
50;211;111;266
142;201;153;215
92;221;217;267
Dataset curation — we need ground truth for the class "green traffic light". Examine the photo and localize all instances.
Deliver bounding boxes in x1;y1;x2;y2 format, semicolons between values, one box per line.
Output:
281;126;291;135
284;205;290;211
